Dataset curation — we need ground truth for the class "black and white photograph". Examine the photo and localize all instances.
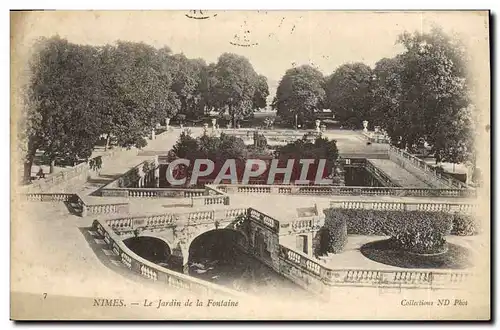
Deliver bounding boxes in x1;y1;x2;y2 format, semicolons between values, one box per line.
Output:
9;10;491;320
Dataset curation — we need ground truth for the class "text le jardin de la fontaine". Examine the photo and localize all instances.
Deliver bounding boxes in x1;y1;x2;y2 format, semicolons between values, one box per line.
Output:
93;298;238;308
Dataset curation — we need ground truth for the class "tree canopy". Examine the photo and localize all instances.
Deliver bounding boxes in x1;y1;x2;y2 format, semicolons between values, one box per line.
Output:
19;36;268;183
272;65;326;127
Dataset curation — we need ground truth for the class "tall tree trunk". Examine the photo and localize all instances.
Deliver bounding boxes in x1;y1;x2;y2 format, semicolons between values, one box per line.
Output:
23;160;33;184
23;140;38;184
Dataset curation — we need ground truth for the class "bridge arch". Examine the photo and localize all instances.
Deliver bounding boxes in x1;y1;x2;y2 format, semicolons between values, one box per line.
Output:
185;228;249;275
122;235;183;272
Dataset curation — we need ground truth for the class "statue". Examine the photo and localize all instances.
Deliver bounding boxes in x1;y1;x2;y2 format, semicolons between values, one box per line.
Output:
165;118;170;130
212;118;217;133
315;119;321;133
362;120;369;133
203;123;209;135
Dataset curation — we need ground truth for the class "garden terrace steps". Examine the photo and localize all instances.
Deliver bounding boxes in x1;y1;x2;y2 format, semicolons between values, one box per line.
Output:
367;159;431;188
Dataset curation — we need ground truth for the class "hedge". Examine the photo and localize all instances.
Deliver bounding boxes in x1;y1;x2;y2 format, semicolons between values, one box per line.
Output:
451;213;481;236
315;209;348;255
319;208;480;255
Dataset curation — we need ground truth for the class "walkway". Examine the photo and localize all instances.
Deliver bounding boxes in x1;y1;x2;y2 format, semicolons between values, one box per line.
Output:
368;159;430;188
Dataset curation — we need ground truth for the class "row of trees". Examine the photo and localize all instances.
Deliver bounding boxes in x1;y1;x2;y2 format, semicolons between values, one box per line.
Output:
19;36;269;182
272;27;476;164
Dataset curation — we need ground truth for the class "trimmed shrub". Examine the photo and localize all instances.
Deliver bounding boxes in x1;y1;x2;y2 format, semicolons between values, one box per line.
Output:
451;214;481;236
323;208;456;254
316;209;348;255
325;209;454;237
393;231;447;254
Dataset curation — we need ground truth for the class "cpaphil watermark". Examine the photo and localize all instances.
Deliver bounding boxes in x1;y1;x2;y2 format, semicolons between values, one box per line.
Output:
165;158;336;186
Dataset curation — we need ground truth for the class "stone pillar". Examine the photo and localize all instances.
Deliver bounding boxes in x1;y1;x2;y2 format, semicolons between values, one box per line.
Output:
151;128;155;140
362;120;369;133
81;204;87;217
165;118;170;130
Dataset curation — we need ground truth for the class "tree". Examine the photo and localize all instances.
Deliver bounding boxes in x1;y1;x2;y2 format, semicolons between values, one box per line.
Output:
370;56;406;143
169;132;247;185
166;54;206;120
252;74;269;110
211;53;259;127
275;136;340;183
371;27;474;163
20;36;103;181
272;65;326;127
325;63;374;129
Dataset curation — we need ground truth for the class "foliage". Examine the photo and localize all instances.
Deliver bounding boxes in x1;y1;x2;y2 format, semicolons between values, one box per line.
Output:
326;209;454;237
325;63;374;129
253;75;270;110
451;214;481;236
317;209;348;255
393;231;447;254
211;53;260;126
169;131;247;184
369;27;474;163
275;135;340;182
272;65;326;127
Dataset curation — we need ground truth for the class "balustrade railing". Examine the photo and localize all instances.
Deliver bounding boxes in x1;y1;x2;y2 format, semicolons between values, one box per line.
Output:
93;219;245;297
365;159;400;187
388;145;470;189
248;208;280;233
213;184;476;198
23;193;75;202
329;200;477;214
191;195;230;207
279;245;473;290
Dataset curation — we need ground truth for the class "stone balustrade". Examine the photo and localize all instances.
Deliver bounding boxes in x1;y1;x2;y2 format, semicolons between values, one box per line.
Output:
280;216;323;235
248;208;280;233
92;219;245;297
279;245;473;290
21;161;90;194
388;145;470;189
329;200;477;214
213;184;476;198
23;193;75;202
365;159;400;187
83;202;130;216
191;195;230;207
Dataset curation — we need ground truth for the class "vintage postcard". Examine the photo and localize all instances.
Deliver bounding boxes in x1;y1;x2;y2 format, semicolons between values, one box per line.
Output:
10;10;491;320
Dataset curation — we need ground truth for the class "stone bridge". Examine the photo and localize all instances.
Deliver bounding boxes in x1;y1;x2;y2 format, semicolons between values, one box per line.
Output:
103;207;282;274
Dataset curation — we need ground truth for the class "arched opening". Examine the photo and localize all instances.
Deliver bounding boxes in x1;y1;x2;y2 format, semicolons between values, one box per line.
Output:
188;229;249;286
123;236;182;272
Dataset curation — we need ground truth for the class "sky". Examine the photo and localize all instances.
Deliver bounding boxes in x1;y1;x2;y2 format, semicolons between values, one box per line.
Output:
11;11;489;95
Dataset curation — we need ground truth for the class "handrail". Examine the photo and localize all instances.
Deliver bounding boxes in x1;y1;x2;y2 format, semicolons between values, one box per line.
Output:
213;184;476;198
388;145;469;189
279;244;473;290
